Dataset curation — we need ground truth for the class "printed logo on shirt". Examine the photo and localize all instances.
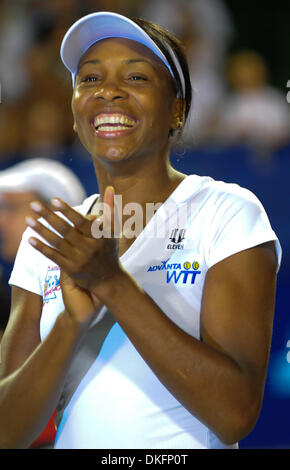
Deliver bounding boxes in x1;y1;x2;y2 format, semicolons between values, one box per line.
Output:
43;266;61;304
167;228;186;250
147;259;201;285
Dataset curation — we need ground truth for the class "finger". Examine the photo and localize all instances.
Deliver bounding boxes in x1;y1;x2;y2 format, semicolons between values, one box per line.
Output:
103;186;123;239
28;236;72;271
103;186;115;238
103;186;115;211
30;200;91;242
51;198;94;237
90;188;114;239
25;216;77;258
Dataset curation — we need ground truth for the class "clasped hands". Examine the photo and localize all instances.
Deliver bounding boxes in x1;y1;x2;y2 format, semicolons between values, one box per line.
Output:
26;186;120;324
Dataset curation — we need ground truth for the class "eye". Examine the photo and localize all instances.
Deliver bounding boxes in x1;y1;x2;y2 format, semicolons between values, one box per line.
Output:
80;75;101;84
128;75;148;82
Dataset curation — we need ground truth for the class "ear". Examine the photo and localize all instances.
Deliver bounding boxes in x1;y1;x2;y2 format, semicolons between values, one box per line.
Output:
170;98;186;131
73;121;77;133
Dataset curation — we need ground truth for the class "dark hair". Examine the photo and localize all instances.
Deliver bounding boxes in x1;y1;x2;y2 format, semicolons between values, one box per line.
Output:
132;17;192;129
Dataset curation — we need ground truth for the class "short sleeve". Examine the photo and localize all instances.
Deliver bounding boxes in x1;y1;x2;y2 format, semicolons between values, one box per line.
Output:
9;226;43;295
206;184;282;271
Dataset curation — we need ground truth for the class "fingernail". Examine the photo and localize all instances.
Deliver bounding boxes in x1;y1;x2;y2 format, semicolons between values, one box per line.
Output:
28;237;37;246
26;216;36;227
51;198;63;208
30;201;42;212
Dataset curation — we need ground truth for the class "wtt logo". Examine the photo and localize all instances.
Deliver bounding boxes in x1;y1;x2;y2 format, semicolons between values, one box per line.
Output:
166;269;201;285
167;229;186;250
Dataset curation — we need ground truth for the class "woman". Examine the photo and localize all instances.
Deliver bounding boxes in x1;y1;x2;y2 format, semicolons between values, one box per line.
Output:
0;12;281;449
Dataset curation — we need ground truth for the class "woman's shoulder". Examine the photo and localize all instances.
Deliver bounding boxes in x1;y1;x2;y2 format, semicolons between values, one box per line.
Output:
184;174;261;209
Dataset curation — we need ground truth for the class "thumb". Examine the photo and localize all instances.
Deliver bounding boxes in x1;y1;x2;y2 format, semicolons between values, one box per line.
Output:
103;185;116;238
87;214;97;222
103;185;115;218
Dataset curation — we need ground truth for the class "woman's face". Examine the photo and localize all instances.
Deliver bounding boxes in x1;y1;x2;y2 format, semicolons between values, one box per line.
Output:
72;37;180;164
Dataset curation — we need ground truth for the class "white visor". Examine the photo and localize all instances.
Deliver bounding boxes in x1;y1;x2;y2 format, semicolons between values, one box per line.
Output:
60;11;185;98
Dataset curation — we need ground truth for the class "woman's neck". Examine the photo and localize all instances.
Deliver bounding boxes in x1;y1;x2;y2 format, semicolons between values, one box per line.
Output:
90;152;186;256
93;153;185;207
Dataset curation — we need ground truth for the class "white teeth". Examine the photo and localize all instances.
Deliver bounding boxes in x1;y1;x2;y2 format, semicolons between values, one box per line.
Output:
93;114;135;128
97;125;131;132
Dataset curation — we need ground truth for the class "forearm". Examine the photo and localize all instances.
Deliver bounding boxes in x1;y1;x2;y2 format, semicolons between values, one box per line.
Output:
0;311;85;449
94;269;260;444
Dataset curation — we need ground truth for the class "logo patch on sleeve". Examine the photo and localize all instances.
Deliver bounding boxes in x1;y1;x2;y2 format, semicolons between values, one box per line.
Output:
43;266;61;304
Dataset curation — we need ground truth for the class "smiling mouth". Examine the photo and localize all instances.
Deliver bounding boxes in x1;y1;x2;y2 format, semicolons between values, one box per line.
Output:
92;113;138;137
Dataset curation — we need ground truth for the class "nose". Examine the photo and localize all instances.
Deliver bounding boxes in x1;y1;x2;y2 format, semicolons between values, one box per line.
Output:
94;79;128;102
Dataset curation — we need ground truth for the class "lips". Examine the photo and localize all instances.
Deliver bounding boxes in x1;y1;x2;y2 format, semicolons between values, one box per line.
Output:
91;112;138;138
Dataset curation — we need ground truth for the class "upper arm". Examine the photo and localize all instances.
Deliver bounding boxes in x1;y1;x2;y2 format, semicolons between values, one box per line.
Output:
0;286;42;379
201;241;277;397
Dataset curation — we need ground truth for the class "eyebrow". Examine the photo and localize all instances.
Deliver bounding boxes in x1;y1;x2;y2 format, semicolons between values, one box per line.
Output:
125;59;153;65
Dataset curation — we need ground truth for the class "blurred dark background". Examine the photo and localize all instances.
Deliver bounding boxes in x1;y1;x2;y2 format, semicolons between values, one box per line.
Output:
0;0;289;449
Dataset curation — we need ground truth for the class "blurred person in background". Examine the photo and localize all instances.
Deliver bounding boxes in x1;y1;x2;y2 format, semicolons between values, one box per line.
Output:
0;158;86;263
0;158;86;285
22;99;69;161
84;0;140;16
0;0;34;103
0;158;86;448
0;1;77;169
139;0;234;146
218;50;290;154
0;104;24;168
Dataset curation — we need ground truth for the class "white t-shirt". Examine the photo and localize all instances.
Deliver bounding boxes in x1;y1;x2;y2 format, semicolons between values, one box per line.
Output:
9;175;281;449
